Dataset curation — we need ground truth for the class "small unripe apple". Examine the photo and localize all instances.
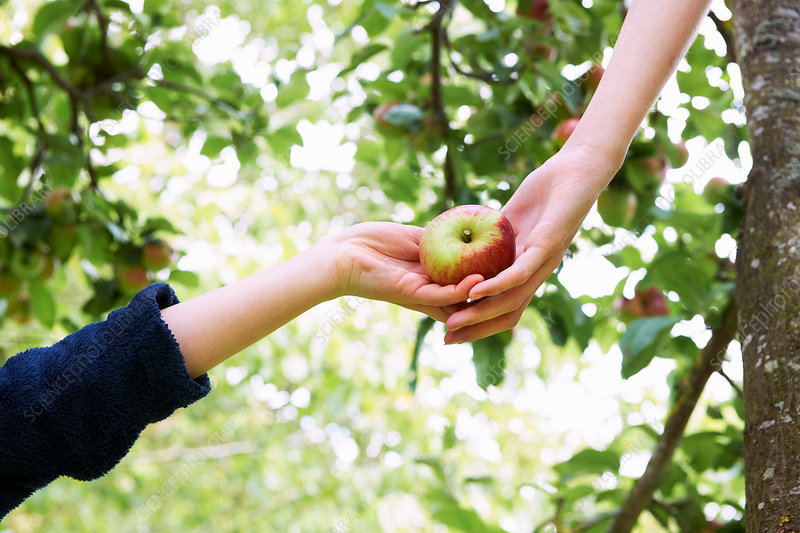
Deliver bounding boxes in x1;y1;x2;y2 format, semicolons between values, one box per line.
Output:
703;177;732;205
583;64;604;92
0;270;22;297
674;142;689;167
9;249;47;280
640;287;669;316
516;0;549;20
143;241;174;270
552;118;580;145
38;253;56;280
419;205;516;286
7;292;33;324
699;520;722;533
47;225;78;261
597;189;637;227
118;265;150;292
615;286;669;318
43;188;77;219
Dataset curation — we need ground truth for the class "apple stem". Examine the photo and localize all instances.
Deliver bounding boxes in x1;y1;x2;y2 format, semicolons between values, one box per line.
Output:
461;229;471;243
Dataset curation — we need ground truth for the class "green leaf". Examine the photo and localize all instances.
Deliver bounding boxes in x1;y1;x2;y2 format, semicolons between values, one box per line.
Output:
472;331;510;390
275;71;309;107
381;103;424;131
409;316;434;391
425;488;504;533
342;43;388;74
141;216;178;235
554;448;620;480
168;269;199;288
105;221;129;243
0;298;8;326
33;0;81;37
29;280;56;328
620;316;681;378
201;135;231;158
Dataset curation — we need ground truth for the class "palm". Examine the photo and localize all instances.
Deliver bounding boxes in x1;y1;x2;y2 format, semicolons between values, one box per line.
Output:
443;147;616;343
338;222;482;322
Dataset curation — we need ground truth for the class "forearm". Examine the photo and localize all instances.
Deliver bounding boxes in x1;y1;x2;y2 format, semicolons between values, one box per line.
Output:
565;0;712;175
162;243;341;379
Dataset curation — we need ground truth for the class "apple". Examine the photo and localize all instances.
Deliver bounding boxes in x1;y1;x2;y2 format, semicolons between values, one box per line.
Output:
38;253;56;280
640;287;669;316
616;286;669;318
43;188;77;220
597;189;637;227
47;225;78;261
552;118;580;144
143;241;173;270
118;265;150;292
419;205;516;286
699;520;722;533
674;141;689;167
516;0;549;21
9;249;47;280
7;292;32;324
703;177;732;205
0;270;22;296
583;64;604;92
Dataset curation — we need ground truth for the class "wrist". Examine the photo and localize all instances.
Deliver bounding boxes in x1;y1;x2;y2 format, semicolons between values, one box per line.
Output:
561;138;626;176
298;238;347;302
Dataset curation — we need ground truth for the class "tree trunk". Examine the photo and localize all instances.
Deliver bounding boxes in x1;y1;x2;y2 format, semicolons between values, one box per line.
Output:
730;0;800;528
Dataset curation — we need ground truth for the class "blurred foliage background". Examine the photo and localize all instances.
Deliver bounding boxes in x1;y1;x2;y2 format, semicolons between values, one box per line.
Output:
1;0;748;531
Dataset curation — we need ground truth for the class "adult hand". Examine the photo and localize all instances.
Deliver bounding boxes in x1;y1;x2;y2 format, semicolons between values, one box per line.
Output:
443;145;618;343
333;222;482;322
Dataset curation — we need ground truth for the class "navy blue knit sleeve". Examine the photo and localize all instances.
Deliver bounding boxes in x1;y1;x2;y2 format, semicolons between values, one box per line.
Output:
0;283;211;518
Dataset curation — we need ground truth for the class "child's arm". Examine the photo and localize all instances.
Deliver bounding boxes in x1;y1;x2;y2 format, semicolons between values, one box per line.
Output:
163;222;482;378
0;221;473;517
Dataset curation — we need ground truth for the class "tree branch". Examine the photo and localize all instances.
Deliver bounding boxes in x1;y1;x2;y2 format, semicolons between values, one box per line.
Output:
85;0;111;64
8;57;47;199
429;0;458;208
0;45;84;102
708;10;737;64
155;79;241;114
607;301;738;533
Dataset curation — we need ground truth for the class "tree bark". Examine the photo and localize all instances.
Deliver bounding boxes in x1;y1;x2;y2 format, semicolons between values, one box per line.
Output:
729;0;800;528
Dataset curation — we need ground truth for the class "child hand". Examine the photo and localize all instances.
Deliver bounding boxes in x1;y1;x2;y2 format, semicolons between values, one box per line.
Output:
331;222;483;322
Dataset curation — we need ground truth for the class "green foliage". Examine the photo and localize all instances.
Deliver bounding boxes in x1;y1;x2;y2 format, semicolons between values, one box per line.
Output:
1;0;746;530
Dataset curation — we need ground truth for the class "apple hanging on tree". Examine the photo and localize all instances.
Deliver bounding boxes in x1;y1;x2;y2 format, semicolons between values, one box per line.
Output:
516;0;550;21
419;205;516;286
552;117;580;145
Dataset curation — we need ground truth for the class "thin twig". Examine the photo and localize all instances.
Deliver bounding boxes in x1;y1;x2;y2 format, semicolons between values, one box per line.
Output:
86;0;111;64
8;58;47;200
155;79;240;113
717;367;743;397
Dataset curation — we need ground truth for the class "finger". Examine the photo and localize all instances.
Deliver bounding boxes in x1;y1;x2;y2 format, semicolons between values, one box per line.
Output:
450;254;563;331
446;280;535;332
405;304;453;323
468;245;549;301
412;274;485;306
443;308;523;344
